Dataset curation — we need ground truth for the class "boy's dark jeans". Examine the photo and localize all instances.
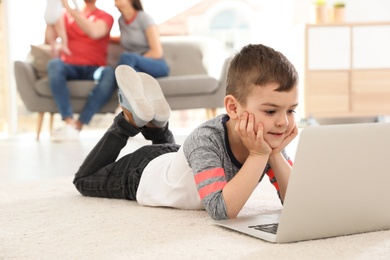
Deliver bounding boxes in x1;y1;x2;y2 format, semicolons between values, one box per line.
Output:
73;113;180;200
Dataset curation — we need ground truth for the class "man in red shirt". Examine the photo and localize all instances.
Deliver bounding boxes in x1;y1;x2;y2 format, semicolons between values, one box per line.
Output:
46;0;115;141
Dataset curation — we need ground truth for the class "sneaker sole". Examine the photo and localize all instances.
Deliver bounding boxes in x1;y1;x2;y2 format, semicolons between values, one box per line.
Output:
138;72;171;124
115;65;154;123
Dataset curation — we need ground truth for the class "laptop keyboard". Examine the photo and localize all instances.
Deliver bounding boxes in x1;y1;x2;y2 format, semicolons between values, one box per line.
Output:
248;223;279;234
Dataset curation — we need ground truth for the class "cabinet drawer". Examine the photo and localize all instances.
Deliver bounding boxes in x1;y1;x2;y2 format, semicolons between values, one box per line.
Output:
305;71;349;115
352;70;390;112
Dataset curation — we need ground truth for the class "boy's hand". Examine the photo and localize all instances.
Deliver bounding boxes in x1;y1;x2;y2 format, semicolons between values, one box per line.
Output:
271;125;298;154
235;112;272;157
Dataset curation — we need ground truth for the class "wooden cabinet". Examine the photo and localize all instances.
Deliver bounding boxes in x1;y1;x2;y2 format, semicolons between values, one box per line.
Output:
305;71;349;115
304;22;390;118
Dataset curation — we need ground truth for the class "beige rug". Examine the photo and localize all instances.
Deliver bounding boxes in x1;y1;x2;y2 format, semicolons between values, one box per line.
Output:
1;177;390;260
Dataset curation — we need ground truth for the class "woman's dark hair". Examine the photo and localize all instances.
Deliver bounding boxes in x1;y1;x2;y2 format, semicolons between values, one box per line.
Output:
131;0;144;11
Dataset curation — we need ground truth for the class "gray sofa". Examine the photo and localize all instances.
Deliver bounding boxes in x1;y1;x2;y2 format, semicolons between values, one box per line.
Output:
14;36;232;140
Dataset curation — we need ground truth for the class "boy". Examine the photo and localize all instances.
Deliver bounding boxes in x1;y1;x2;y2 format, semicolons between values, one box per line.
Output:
73;43;299;220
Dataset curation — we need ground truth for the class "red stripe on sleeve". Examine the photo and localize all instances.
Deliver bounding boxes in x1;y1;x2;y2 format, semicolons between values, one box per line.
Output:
288;159;293;166
266;159;293;191
266;168;279;190
194;168;225;185
198;181;227;200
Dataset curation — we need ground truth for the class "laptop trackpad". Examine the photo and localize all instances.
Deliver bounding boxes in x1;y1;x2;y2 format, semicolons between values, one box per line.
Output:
215;211;281;237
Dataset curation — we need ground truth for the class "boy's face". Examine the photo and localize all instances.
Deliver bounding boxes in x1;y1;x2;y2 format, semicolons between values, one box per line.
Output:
239;83;299;149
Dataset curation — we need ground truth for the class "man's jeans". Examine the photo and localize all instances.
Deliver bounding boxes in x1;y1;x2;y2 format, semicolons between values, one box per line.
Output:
73;113;178;200
118;52;169;78
47;59;116;124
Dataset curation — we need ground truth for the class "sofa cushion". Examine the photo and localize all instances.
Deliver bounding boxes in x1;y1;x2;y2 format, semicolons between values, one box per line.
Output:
28;40;211;79
35;75;219;99
162;42;208;76
29;45;53;78
158;75;219;97
35;78;96;98
28;43;124;79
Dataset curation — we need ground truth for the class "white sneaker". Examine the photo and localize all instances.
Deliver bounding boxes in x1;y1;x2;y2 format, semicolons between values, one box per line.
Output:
51;124;79;142
115;65;154;127
138;72;171;127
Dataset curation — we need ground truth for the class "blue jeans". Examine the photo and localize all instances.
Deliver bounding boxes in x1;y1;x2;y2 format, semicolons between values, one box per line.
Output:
118;52;169;78
47;59;116;124
73;113;178;200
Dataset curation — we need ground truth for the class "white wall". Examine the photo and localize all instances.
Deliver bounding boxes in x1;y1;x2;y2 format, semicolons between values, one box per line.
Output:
4;0;390;133
7;0;390;63
7;0;207;59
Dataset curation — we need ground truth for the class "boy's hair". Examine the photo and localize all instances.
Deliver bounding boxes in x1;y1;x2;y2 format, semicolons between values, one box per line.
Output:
226;44;298;106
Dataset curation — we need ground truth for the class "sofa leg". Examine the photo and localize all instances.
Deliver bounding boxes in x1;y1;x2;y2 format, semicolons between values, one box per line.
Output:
49;113;54;135
206;108;217;119
36;112;45;141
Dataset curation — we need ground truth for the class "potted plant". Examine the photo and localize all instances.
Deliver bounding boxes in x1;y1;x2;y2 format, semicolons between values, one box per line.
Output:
331;1;346;23
313;0;327;24
333;1;345;8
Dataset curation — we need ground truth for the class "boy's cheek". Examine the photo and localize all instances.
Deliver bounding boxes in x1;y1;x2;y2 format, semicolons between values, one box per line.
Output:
286;123;296;136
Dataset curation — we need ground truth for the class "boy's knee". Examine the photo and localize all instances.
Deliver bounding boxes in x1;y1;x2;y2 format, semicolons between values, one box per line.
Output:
73;177;88;196
73;177;82;192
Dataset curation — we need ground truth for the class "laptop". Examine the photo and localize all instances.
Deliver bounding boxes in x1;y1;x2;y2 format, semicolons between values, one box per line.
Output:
215;122;390;243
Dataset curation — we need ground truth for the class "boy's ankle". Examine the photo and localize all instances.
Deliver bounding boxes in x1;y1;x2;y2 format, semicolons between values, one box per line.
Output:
122;107;140;128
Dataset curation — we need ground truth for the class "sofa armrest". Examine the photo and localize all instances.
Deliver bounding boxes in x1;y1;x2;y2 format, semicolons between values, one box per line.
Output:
14;60;41;111
218;56;233;91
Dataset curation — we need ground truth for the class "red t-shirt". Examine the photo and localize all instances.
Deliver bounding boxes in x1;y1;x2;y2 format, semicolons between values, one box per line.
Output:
62;8;114;66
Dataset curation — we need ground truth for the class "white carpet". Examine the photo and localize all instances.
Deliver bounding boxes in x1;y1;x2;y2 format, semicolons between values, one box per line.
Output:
1;177;390;260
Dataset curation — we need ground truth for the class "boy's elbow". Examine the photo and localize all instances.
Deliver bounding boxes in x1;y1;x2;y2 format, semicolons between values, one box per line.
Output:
211;214;229;221
226;211;238;219
207;206;230;220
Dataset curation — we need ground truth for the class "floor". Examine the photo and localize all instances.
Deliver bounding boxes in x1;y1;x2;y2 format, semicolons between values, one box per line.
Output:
0;110;209;181
0;128;191;181
0;109;302;182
